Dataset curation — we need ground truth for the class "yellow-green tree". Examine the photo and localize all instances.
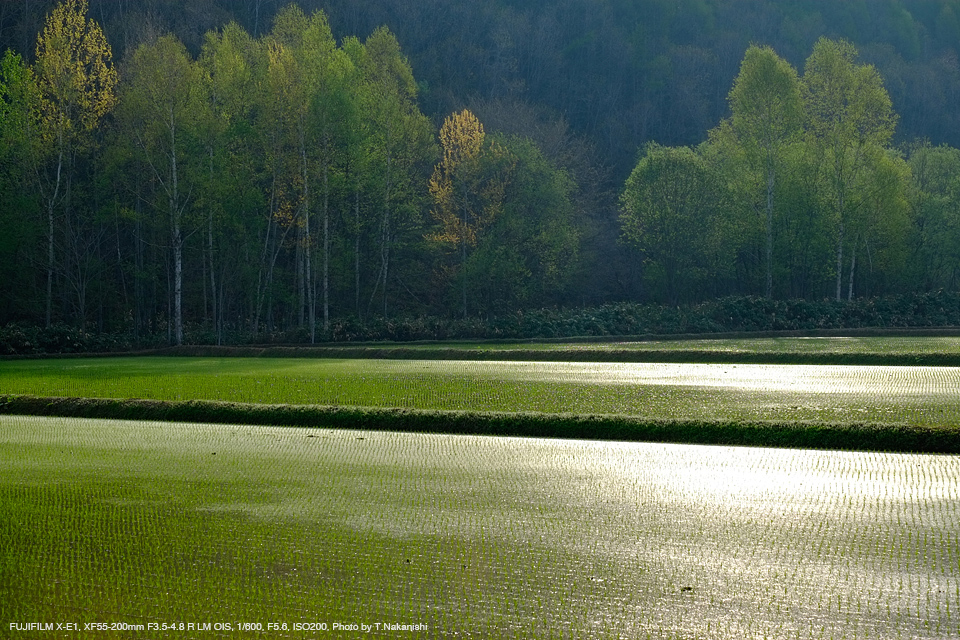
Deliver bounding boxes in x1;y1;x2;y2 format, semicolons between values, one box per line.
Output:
802;38;897;300
195;21;260;344
118;34;199;346
360;26;434;318
261;6;350;341
33;0;116;326
429;109;512;317
727;45;803;298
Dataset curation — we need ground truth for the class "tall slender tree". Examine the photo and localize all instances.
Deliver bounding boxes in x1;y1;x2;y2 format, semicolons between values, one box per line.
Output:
802;38;897;300
727;45;802;298
0;50;40;323
360;26;433;318
263;5;347;341
301;10;352;339
119;34;199;345
196;21;260;343
33;0;116;327
429;109;513;317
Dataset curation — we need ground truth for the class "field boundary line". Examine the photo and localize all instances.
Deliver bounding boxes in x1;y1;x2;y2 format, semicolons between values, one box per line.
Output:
2;394;958;454
155;346;960;365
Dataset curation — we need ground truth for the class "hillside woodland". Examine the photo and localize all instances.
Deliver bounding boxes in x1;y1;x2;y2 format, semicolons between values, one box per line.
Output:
4;0;960;344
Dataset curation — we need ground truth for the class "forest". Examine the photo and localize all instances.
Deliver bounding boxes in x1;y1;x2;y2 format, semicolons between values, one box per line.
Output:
4;0;960;344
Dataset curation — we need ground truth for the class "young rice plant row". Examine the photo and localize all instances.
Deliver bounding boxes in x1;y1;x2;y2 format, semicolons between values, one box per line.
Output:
1;416;956;639
3;356;960;426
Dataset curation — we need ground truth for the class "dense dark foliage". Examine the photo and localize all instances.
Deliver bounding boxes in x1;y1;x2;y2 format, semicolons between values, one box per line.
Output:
4;291;960;355
6;1;960;177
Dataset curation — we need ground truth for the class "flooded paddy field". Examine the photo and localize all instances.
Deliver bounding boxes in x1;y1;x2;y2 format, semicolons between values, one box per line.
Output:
223;335;960;366
322;335;960;357
4;357;960;426
2;415;957;638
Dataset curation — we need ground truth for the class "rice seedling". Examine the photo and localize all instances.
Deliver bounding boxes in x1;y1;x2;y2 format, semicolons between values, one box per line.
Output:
3;357;960;430
197;335;960;365
2;415;956;639
2;342;958;636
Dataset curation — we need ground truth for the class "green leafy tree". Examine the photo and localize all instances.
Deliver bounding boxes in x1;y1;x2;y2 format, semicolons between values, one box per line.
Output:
0;50;41;322
33;0;117;327
264;8;314;335
0;50;37;159
467;134;581;312
118;34;200;345
250;24;296;333
260;5;356;340
842;149;911;298
770;140;835;299
429;109;514;317
906;143;960;291
359;26;434;318
338;36;375;320
620;143;731;304
727;45;803;298
701;121;766;296
802;38;898;300
305;22;355;338
196;22;262;343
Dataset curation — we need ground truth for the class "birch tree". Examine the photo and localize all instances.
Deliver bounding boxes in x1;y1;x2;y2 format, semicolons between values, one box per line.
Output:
33;0;116;326
196;22;260;343
802;38;897;301
360;26;433;318
728;45;802;298
429;109;513;317
119;34;199;345
0;50;40;321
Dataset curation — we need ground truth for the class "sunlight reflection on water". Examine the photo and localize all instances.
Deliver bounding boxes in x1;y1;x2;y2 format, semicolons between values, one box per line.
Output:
4;416;958;639
433;360;960;395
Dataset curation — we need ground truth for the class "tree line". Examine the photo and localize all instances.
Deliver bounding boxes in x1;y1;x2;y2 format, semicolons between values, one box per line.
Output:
3;1;960;345
7;1;960;295
0;1;582;343
621;39;960;307
7;0;960;180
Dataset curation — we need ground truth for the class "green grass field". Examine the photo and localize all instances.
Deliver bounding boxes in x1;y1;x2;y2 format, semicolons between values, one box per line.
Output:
2;415;957;639
4;355;960;427
167;334;960;365
319;335;960;355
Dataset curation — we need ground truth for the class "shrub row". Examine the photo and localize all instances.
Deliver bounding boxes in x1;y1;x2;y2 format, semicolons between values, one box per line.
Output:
0;324;140;356
2;394;957;454
4;291;960;354
295;291;960;341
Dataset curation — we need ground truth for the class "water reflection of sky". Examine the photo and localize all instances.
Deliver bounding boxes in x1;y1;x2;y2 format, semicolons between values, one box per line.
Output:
429;361;960;395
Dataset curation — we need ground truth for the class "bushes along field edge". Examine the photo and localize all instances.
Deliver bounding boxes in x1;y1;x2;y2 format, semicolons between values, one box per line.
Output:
6;291;960;355
2;394;957;455
5;338;960;364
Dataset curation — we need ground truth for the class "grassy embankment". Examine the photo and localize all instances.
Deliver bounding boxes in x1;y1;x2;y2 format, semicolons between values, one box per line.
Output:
3;338;960;453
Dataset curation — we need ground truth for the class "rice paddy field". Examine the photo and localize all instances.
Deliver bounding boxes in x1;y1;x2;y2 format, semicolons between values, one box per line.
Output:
215;335;960;365
1;415;957;639
2;339;959;638
315;335;960;356
3;356;960;426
